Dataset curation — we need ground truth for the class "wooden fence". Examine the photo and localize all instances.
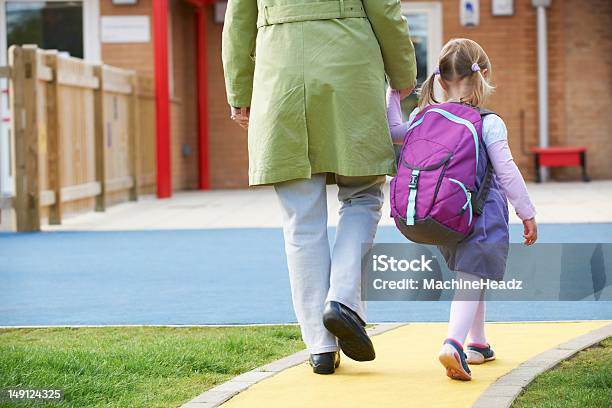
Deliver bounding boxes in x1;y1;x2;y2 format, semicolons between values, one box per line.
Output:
135;77;157;194
5;45;156;231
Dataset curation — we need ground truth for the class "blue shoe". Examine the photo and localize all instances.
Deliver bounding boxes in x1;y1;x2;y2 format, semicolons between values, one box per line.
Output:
438;338;472;381
466;343;496;365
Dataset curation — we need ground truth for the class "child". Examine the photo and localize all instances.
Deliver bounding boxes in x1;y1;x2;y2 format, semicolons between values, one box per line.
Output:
387;38;538;381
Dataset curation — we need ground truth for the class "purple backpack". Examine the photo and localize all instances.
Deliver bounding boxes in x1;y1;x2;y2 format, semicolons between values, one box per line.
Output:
390;102;494;245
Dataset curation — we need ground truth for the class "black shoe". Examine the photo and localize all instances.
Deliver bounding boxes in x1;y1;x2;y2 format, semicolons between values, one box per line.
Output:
309;351;341;374
322;301;375;362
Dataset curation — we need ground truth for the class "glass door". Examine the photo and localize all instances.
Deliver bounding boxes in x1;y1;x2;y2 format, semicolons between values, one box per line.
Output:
0;0;86;198
5;1;85;58
0;0;100;198
400;1;443;117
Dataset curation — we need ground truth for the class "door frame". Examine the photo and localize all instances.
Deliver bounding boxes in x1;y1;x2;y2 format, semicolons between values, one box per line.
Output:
401;1;443;77
402;1;443;74
400;1;444;103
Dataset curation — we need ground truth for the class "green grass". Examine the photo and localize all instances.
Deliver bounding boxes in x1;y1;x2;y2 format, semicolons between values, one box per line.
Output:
512;337;612;408
0;325;304;408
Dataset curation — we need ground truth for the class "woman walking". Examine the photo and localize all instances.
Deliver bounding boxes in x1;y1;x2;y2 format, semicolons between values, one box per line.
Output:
222;0;416;374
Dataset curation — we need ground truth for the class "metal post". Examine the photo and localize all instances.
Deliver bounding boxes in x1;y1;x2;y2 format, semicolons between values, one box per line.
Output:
533;0;551;181
195;6;210;190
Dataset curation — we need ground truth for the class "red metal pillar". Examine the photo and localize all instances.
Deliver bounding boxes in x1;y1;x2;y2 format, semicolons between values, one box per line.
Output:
152;0;172;198
195;6;210;190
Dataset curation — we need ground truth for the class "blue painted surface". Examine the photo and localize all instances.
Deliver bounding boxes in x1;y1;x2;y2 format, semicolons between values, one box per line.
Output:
1;224;611;326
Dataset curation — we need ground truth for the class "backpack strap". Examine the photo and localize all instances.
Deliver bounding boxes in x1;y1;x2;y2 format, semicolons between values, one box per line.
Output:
472;109;497;215
406;169;420;225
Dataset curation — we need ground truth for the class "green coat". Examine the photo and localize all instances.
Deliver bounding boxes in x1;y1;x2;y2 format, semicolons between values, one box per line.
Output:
222;0;416;186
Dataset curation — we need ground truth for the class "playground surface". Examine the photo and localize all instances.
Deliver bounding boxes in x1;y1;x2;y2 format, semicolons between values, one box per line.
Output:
0;224;611;326
211;321;610;408
1;181;612;326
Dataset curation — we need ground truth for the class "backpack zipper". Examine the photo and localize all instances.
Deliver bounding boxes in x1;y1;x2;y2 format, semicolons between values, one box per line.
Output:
448;178;473;225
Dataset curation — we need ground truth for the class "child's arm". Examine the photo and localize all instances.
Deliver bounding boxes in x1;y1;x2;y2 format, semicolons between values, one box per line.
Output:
484;116;537;245
386;89;408;143
386;88;418;143
487;141;537;218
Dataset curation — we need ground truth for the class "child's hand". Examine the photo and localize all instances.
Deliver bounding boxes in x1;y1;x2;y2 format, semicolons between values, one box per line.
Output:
398;80;417;100
522;218;537;246
398;83;415;100
230;106;250;129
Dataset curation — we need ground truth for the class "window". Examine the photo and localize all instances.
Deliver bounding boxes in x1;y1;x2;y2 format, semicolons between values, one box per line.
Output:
400;2;443;117
6;1;84;58
0;0;100;196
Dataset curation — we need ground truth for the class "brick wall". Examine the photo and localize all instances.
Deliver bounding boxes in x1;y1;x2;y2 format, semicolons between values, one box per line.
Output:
100;0;199;190
442;0;538;177
206;10;249;189
99;0;155;77
562;0;612;180
99;0;610;189
170;0;199;190
207;0;610;186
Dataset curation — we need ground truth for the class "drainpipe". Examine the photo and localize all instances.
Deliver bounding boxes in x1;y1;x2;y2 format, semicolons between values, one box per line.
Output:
532;0;551;181
195;6;210;190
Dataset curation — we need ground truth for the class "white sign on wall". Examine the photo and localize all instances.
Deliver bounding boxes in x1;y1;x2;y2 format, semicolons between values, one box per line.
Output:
101;16;150;43
492;0;514;16
460;0;480;27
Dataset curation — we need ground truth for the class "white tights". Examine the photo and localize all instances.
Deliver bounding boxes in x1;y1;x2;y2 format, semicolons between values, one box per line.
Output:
447;271;488;346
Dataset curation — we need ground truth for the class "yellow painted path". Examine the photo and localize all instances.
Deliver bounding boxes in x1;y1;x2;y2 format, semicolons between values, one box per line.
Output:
223;321;610;408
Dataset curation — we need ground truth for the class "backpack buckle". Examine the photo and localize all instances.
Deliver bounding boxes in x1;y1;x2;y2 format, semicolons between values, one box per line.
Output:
409;173;419;188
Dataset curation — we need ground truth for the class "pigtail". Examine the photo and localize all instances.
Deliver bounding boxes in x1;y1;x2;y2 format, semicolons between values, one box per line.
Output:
464;67;495;107
427;39;495;108
418;72;439;109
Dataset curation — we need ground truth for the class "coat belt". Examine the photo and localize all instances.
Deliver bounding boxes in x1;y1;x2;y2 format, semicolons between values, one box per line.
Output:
257;0;367;28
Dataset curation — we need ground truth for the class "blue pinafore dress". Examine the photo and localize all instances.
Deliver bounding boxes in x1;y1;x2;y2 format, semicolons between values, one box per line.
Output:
438;120;510;281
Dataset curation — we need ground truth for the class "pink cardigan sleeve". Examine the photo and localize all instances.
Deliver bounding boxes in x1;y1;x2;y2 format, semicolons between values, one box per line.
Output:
485;135;536;221
386;88;411;143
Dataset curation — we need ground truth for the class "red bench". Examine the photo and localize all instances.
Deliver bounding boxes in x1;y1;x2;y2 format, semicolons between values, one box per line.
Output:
531;146;589;182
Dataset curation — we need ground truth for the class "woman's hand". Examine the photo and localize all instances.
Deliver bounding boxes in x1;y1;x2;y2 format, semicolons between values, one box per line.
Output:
523;218;537;246
230;106;250;129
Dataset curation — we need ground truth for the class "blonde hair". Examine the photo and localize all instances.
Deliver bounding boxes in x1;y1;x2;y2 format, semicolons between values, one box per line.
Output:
419;38;495;109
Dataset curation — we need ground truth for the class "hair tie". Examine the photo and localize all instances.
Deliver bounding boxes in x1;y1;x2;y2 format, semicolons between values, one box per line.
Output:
471;63;481;73
433;66;440;76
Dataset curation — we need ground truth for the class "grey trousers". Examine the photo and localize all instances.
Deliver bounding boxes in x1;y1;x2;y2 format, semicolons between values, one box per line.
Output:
274;173;385;354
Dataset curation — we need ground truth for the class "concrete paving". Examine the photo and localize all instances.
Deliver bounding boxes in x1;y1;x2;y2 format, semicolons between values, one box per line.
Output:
42;180;612;231
472;322;612;408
